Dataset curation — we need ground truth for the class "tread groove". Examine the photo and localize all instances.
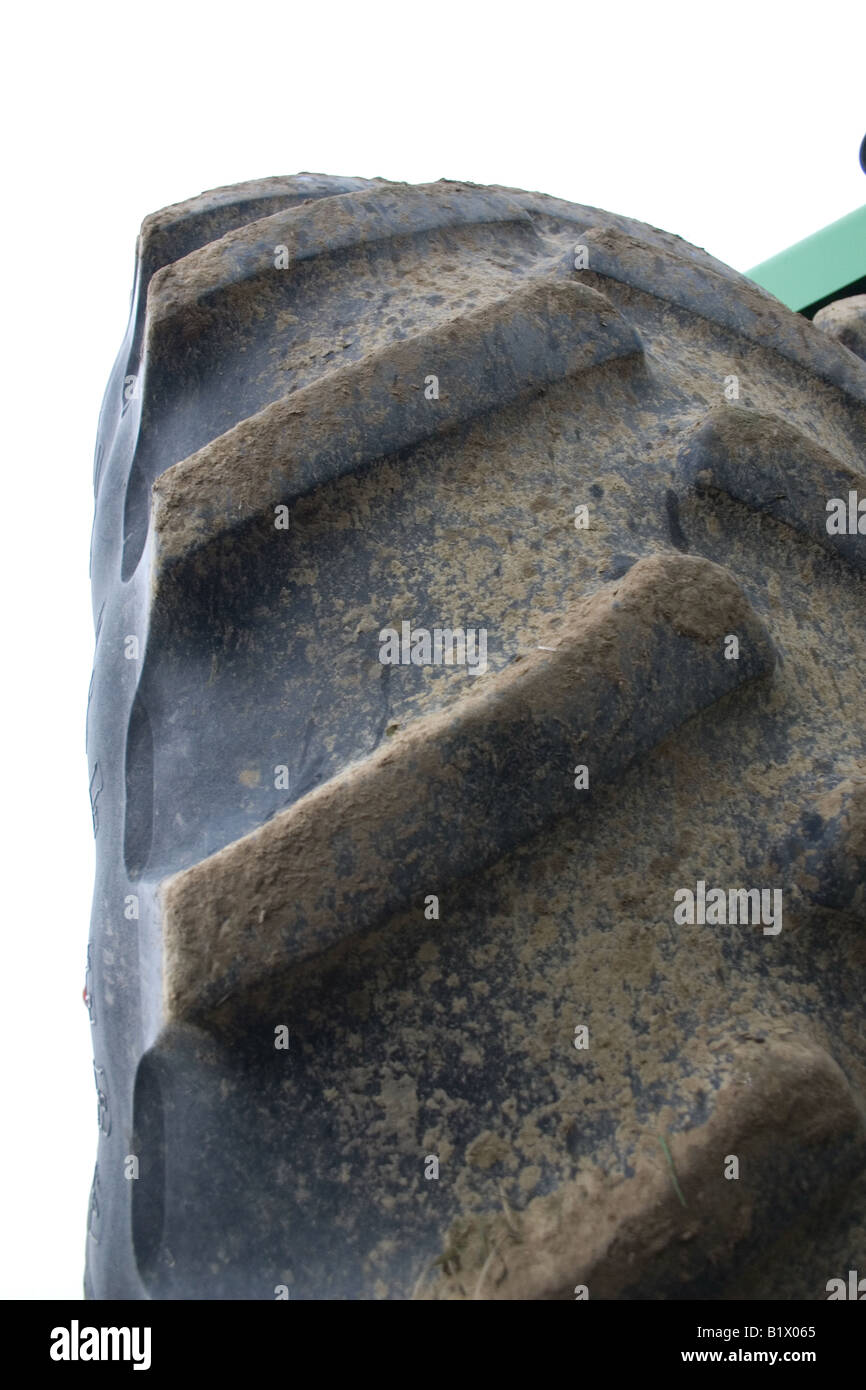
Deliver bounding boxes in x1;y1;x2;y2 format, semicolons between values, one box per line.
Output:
147;276;644;590
676;405;866;573
577;225;866;405
160;553;774;1024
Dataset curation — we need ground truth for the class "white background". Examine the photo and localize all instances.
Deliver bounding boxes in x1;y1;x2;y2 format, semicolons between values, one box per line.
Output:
1;0;863;1299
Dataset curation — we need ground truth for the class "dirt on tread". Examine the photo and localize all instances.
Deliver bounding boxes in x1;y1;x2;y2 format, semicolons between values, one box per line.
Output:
85;173;866;1301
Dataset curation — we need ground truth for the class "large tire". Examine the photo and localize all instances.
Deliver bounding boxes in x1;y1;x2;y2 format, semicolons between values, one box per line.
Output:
86;173;866;1301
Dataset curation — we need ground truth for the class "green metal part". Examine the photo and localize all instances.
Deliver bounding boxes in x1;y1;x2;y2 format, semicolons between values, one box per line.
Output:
745;204;866;313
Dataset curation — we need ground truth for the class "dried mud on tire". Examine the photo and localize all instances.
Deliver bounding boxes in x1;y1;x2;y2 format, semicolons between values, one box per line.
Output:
85;173;866;1300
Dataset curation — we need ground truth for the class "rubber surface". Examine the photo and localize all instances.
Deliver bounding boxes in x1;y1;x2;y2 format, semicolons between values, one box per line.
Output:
86;173;866;1300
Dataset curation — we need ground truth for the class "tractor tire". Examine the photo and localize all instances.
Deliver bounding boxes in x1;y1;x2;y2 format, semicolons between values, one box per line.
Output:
86;173;866;1301
814;294;866;362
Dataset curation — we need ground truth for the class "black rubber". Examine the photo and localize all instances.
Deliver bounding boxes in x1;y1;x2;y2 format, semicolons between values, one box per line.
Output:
86;174;866;1301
